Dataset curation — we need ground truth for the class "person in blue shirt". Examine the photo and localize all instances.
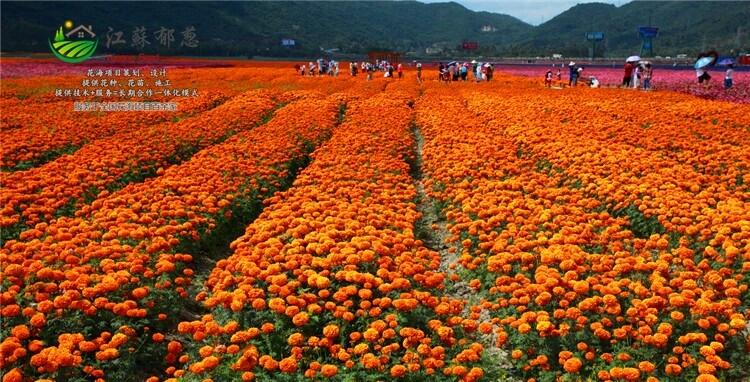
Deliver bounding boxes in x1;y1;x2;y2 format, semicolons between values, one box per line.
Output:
568;62;579;87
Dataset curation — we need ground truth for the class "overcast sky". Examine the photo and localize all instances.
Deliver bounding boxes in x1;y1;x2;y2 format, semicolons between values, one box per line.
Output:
421;0;631;25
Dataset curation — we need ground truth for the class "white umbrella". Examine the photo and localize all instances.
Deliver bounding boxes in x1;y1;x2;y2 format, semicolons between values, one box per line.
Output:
626;55;641;62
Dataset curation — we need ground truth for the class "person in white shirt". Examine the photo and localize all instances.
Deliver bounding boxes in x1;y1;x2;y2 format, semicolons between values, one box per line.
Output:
588;76;600;88
724;64;734;89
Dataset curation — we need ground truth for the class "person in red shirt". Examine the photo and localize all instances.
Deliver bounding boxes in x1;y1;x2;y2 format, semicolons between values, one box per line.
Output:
622;62;634;87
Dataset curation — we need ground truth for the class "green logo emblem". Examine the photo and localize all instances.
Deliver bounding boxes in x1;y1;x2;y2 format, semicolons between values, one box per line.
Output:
49;20;98;63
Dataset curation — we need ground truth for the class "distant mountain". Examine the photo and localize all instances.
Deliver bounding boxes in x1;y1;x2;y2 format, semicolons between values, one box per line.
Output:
516;1;750;57
0;1;531;57
1;1;748;58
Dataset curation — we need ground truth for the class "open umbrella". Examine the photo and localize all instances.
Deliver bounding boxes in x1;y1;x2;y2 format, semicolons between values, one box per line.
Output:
694;57;715;69
717;58;735;66
447;61;457;67
694;50;719;69
626;55;641;62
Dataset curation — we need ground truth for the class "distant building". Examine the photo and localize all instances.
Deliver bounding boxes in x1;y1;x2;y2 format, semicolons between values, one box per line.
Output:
462;41;479;50
281;38;296;47
425;47;442;55
481;25;497;32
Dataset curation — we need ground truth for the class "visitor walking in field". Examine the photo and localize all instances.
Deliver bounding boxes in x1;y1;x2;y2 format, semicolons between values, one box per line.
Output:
416;62;422;83
440;63;451;83
622;61;634;87
330;60;339;76
642;63;653;90
725;63;734;89
397;63;403;79
568;62;578;87
460;63;468;81
545;69;553;87
697;68;711;84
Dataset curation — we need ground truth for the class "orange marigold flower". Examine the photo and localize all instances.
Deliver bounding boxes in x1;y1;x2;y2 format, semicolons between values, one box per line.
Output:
563;357;582;373
279;356;298;373
391;364;407;377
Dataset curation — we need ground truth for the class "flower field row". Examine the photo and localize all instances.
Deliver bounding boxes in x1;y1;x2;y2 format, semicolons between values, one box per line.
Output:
0;90;347;381
0;67;376;242
1;93;229;171
414;81;750;381
464;85;750;236
492;65;750;103
1;63;748;382
0;65;338;171
160;86;501;382
0;89;284;242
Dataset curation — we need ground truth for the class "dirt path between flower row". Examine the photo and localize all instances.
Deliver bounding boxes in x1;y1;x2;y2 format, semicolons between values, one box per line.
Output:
410;122;517;380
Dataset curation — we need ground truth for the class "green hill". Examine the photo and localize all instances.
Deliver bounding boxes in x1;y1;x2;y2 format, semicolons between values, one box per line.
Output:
516;1;750;57
0;1;531;57
1;1;748;58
